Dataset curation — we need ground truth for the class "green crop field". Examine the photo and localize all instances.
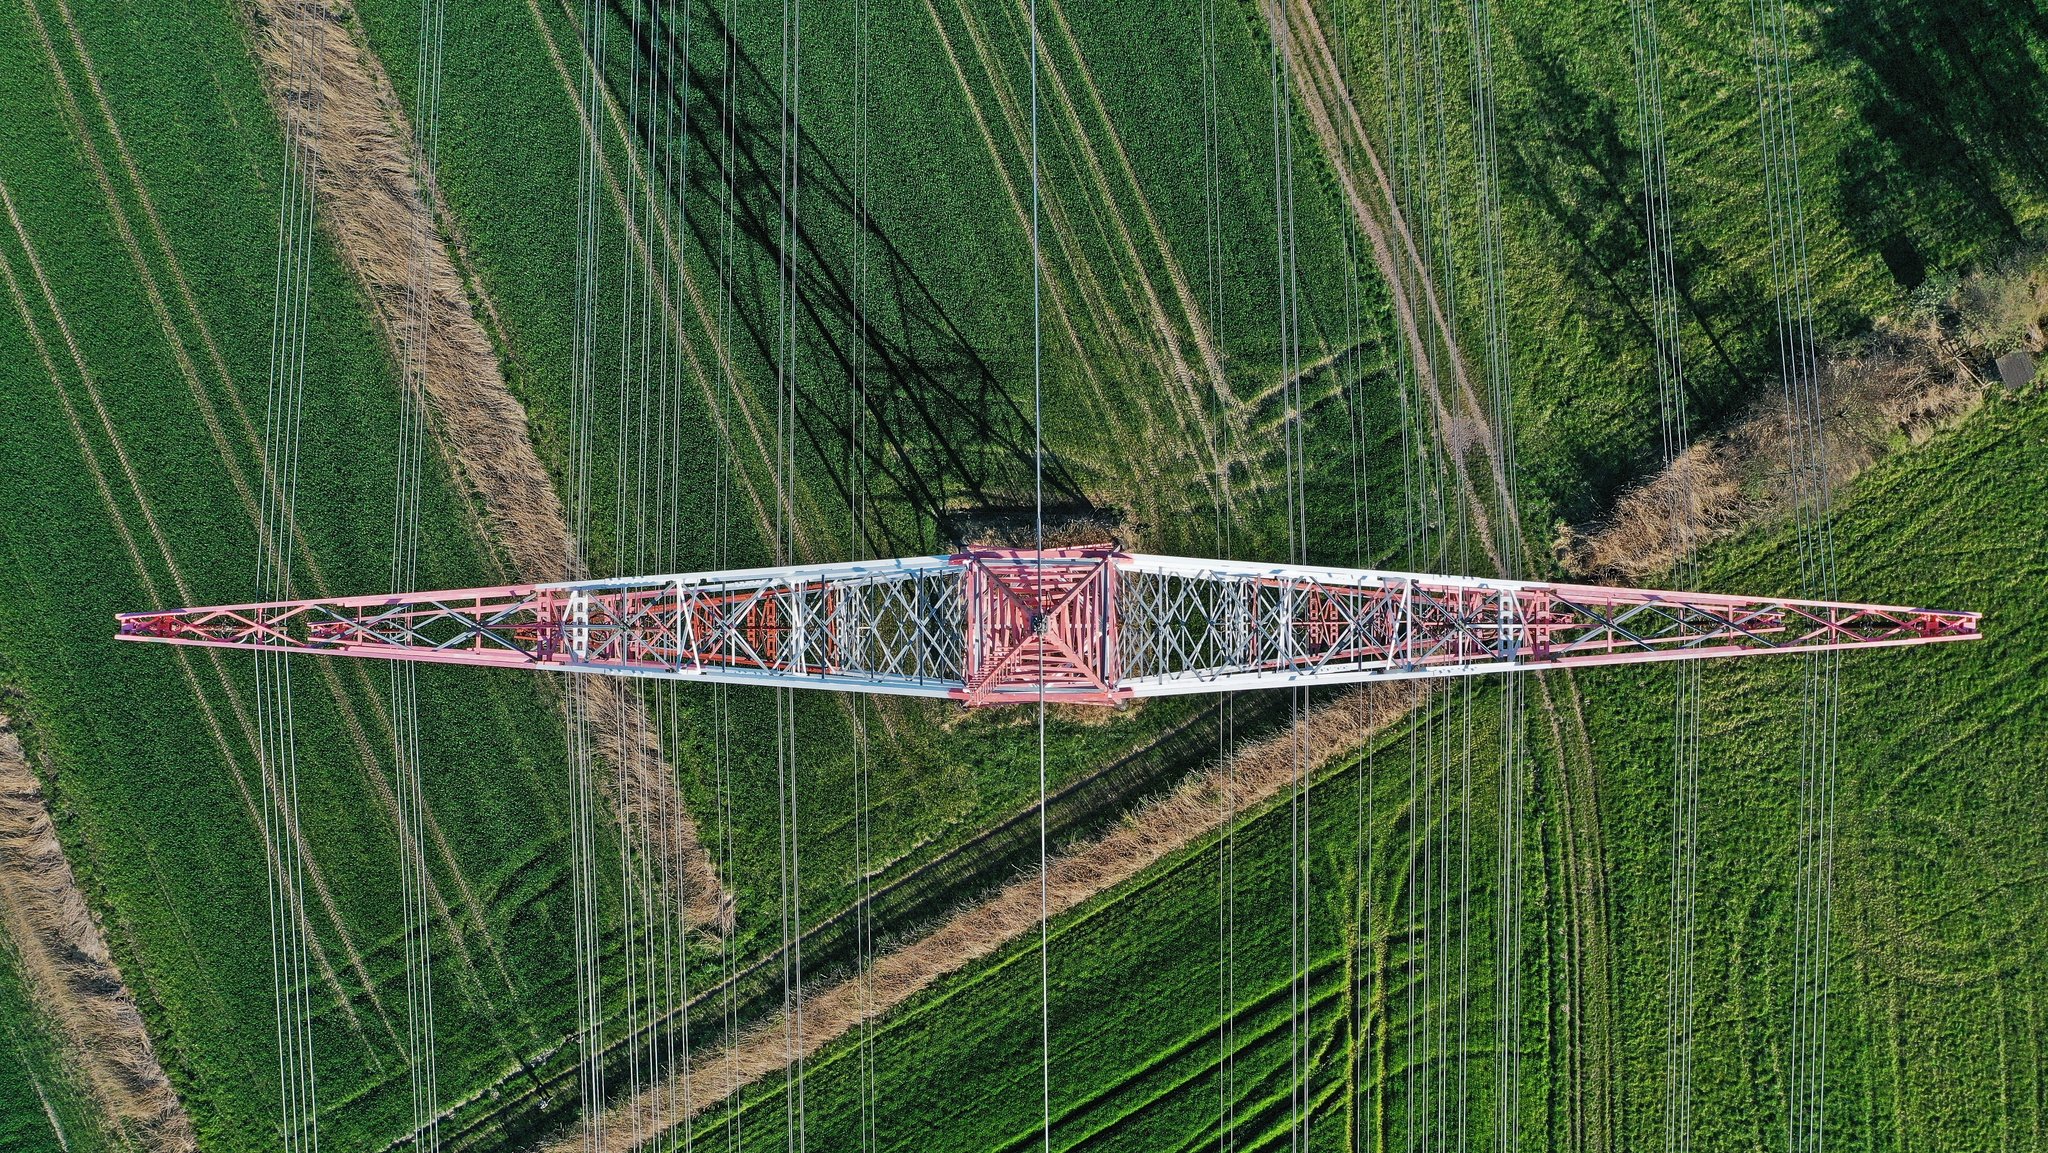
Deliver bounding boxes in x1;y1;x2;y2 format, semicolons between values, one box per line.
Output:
683;373;2046;1153
0;0;2038;1148
0;0;589;1148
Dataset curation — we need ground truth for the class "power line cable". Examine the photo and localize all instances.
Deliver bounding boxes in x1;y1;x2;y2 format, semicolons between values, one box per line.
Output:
1027;1;1052;1150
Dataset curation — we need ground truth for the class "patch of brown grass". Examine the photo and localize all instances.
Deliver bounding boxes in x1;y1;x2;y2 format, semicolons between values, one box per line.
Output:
1559;333;1987;582
0;717;196;1151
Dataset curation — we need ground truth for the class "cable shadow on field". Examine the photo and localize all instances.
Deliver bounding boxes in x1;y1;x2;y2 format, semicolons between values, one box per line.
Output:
613;4;1094;559
1819;0;2048;282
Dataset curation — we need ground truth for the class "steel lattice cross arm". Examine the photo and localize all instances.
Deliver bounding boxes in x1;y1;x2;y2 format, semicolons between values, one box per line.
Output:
115;545;1980;707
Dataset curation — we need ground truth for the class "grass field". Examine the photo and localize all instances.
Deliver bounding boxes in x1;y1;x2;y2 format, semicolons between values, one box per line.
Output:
685;371;2044;1153
0;0;2039;1146
0;0;591;1147
1334;0;2048;531
0;929;102;1153
0;0;1371;1144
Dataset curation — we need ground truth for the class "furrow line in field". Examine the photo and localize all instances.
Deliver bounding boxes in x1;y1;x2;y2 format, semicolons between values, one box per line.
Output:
1017;0;1232;510
1043;0;1236;410
1037;0;1242;508
0;184;390;1045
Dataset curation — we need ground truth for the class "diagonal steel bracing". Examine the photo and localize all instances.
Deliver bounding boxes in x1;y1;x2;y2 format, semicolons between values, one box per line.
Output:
117;545;1979;706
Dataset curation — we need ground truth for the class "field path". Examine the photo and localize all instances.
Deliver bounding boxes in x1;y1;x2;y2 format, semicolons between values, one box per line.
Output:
0;718;198;1152
535;685;1423;1153
243;0;731;930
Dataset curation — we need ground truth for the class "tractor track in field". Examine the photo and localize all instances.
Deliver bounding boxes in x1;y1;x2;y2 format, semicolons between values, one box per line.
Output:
0;717;198;1152
534;684;1423;1153
0;176;396;1048
22;0;558;1041
245;0;731;932
531;0;817;562
1280;0;1501;571
1024;0;1235;509
1042;0;1235;413
1281;4;1616;1146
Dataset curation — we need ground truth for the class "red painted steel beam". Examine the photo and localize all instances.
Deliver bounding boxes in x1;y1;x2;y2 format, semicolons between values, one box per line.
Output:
115;547;1980;704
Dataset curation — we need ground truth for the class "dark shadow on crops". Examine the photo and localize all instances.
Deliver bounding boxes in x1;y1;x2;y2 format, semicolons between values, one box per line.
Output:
605;4;1094;558
1818;0;2048;277
1495;20;1770;517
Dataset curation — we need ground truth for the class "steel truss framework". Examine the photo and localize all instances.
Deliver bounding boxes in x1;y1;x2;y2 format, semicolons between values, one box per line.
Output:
117;546;1979;706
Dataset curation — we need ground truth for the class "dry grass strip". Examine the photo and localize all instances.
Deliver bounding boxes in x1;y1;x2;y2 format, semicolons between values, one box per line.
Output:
1559;340;1987;581
538;684;1423;1153
0;718;197;1152
242;0;729;928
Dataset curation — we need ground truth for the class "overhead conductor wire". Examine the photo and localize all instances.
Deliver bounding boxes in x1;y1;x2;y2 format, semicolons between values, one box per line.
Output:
1200;0;1238;1147
1626;0;1702;1150
392;0;447;1145
776;0;809;1147
567;0;608;1147
1463;0;1524;1145
1746;1;1840;1151
615;1;651;1145
1258;0;1310;1146
1333;5;1381;1150
256;5;323;1151
852;0;878;1149
656;2;696;1142
1028;0;1052;1148
715;2;742;1146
